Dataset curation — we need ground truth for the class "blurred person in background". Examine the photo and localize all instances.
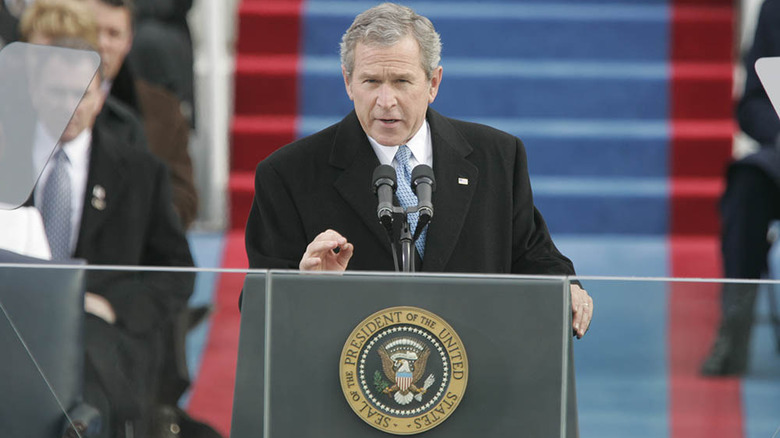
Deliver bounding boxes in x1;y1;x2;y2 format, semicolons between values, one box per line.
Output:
702;0;780;376
20;2;217;436
130;0;195;128
12;0;198;228
79;0;198;229
17;2;201;436
26;33;194;437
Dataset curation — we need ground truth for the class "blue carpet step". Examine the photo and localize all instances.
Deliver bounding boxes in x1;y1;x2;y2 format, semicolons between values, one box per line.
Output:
296;116;670;180
299;58;670;120
303;2;670;62
226;170;671;236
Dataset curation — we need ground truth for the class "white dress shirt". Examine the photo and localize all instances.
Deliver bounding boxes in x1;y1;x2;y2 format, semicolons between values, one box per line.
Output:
368;120;433;170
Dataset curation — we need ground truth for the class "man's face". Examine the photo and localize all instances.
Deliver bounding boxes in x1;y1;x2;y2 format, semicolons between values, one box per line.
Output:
35;56;104;142
88;0;132;82
343;36;442;147
60;72;103;142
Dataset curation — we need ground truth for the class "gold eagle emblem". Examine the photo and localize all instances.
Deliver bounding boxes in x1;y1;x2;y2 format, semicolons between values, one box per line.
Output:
378;337;436;405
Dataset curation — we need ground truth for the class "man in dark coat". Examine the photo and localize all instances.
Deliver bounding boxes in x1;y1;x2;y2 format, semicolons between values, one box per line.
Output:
245;3;593;338
81;0;198;229
702;0;780;376
29;39;194;437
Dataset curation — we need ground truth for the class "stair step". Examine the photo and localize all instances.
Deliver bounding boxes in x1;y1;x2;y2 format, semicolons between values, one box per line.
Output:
228;172;255;230
318;75;729;121
231;115;297;172
300;3;728;63
671;120;734;178
231;58;732;120
227;169;722;235
670;177;724;236
229;116;734;178
229;117;734;179
227;58;731;120
671;5;734;63
671;63;734;119
533;176;721;235
236;1;302;56
234;55;298;115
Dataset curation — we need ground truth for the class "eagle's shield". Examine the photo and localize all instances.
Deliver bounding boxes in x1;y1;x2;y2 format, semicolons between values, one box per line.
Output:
396;371;413;391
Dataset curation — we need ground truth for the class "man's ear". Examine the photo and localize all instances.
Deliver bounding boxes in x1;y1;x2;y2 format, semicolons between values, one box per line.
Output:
428;66;443;104
342;65;354;101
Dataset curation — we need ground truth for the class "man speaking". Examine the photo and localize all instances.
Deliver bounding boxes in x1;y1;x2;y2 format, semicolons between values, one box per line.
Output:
245;2;593;338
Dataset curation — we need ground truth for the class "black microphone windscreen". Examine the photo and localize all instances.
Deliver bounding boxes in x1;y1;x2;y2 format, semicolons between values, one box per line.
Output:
372;164;397;192
411;164;436;191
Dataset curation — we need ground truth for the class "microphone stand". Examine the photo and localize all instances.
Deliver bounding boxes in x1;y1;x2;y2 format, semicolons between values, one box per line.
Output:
398;217;415;273
372;164;435;273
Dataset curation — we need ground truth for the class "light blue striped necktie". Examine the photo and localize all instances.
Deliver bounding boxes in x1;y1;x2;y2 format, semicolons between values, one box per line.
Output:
41;148;72;260
394;145;426;258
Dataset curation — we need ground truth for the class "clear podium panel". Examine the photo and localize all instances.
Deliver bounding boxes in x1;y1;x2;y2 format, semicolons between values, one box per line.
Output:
569;277;780;438
0;264;85;437
232;271;573;438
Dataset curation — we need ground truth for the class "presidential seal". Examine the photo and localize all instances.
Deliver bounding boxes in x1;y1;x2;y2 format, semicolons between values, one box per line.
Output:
339;306;468;435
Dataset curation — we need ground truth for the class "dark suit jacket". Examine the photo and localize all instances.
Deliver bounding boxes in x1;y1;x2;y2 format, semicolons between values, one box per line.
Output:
21;114;194;429
246;108;575;276
734;0;780;187
74;117;194;335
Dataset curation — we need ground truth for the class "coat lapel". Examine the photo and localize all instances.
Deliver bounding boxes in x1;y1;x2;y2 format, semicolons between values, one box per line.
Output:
75;124;127;255
330;112;395;253
422;109;478;271
327;110;479;269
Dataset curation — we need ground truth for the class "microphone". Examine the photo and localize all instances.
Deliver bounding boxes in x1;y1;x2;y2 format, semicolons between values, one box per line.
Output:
411;165;435;238
372;165;397;229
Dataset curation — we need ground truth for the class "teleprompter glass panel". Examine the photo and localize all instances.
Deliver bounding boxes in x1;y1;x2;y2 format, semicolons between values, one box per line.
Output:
0;264;85;437
0;42;100;208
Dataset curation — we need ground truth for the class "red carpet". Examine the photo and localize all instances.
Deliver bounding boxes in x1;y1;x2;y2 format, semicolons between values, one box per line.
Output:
186;231;247;437
667;1;743;435
188;0;303;433
669;237;743;438
229;0;302;231
669;1;734;237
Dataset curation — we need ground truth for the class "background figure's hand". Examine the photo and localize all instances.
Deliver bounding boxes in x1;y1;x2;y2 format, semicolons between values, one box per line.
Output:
299;229;354;271
84;292;117;324
571;284;593;339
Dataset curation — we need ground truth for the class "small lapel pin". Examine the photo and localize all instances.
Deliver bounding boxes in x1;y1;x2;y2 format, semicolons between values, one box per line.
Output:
458;177;469;185
91;184;106;210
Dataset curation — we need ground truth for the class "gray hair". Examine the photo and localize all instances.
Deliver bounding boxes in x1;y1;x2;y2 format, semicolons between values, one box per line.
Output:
340;3;441;79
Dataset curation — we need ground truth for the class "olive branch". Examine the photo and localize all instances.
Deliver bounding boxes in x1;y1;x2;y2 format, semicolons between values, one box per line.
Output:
373;370;389;393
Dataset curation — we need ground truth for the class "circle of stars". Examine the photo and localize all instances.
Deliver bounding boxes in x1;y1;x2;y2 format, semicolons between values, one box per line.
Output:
357;325;451;417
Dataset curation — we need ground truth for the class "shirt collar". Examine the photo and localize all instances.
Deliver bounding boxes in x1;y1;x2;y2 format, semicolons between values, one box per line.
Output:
59;128;92;168
368;119;432;167
34;125;92;173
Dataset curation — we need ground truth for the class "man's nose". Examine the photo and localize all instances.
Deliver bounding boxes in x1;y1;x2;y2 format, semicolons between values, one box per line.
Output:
375;83;397;108
98;32;111;53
